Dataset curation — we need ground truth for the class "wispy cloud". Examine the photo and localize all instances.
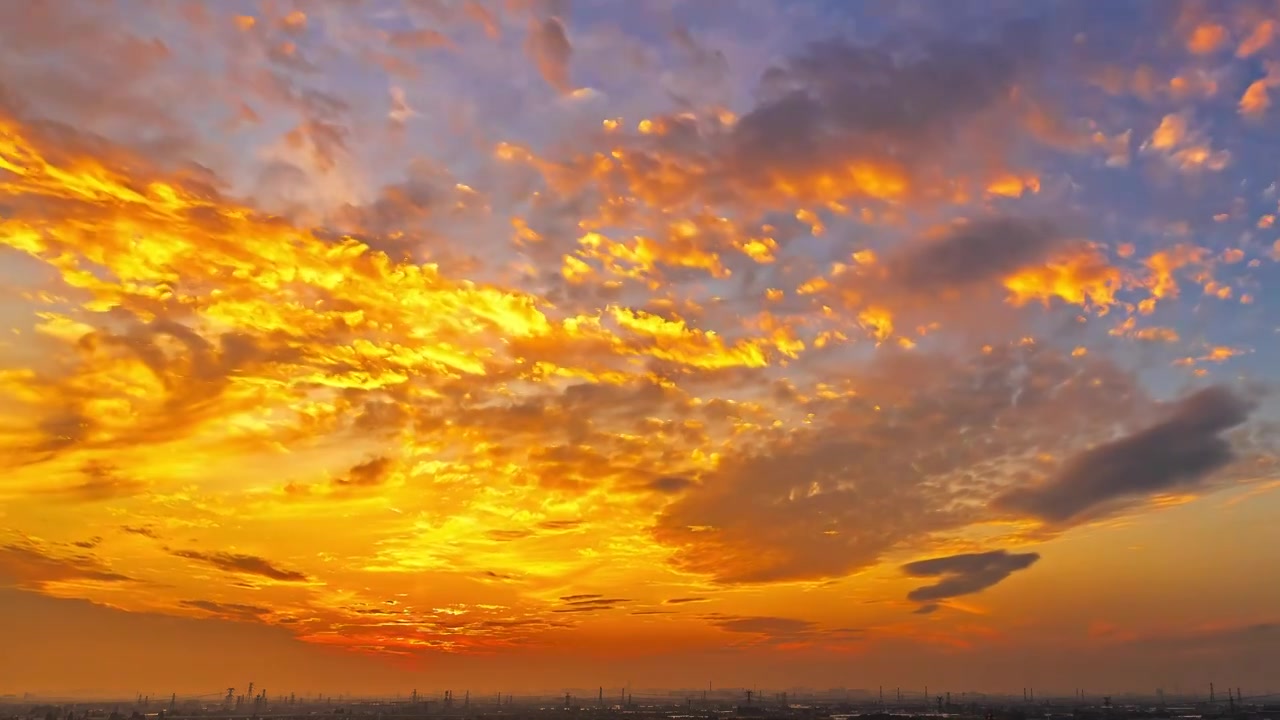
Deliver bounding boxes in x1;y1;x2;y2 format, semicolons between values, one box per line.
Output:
0;541;133;588
170;550;310;583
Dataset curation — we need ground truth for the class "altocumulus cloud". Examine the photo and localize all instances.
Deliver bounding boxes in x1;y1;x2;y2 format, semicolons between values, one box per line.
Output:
652;345;1153;584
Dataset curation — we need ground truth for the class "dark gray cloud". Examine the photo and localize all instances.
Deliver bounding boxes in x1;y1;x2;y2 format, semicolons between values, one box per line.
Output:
170;549;310;582
552;596;630;613
653;345;1153;584
902;550;1041;607
332;456;392;488
888;217;1067;292
665;596;709;605
0;542;133;587
179;599;272;618
526;16;572;93
646;476;695;494
994;385;1256;524
724;19;1045;193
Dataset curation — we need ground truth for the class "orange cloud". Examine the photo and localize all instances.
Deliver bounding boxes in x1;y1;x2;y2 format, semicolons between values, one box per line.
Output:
1240;62;1280;119
1003;246;1122;313
1145;113;1230;171
1139;245;1211;311
2;8;1278;688
1187;23;1229;54
1237;19;1276;57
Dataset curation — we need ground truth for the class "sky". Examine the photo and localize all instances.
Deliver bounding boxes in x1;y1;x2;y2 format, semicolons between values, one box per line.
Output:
2;0;1280;701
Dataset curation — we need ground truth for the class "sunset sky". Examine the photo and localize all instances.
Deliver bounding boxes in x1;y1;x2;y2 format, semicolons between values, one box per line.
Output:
4;0;1280;700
